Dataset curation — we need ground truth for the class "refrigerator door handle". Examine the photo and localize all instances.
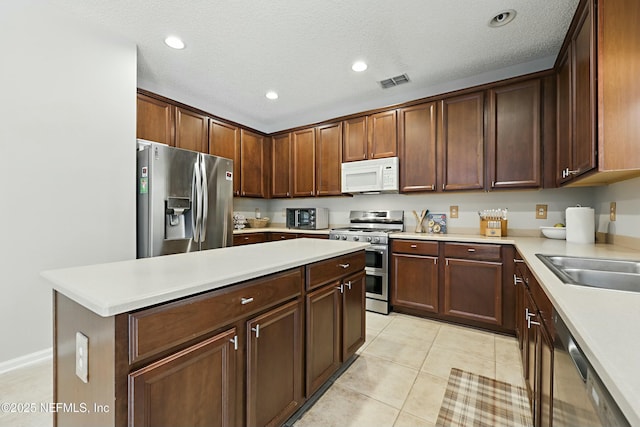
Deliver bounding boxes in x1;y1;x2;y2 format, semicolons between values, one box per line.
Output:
199;154;208;243
192;159;203;242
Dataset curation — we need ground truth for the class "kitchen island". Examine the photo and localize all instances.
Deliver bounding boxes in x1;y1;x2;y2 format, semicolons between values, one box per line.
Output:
42;238;368;427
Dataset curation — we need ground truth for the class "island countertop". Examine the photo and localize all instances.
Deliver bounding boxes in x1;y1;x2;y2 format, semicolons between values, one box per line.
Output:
42;239;368;317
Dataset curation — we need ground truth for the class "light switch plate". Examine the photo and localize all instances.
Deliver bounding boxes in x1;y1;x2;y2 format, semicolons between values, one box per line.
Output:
76;332;89;383
536;204;548;219
450;205;459;219
610;202;616;221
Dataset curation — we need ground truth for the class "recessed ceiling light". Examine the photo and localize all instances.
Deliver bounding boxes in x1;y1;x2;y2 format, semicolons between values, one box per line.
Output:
265;91;278;100
164;36;185;49
352;61;368;72
489;10;516;27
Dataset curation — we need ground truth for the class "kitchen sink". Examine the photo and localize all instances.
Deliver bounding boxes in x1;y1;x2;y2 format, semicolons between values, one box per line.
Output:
536;254;640;293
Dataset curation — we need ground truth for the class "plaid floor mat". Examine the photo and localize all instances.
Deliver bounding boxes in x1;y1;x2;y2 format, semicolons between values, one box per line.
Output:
436;368;533;427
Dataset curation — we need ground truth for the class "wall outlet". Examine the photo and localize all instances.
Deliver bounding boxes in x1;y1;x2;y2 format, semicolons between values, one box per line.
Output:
536;204;548;219
450;205;459;218
76;332;89;383
610;202;616;221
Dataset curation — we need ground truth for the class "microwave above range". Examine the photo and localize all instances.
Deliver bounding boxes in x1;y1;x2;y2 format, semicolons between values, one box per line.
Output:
341;157;399;194
286;208;329;230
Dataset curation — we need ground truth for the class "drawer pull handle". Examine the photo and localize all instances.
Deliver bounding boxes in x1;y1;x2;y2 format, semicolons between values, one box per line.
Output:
230;336;238;350
244;237;250;240
336;284;344;294
241;297;254;305
252;324;260;338
410;244;418;248
514;259;525;263
338;263;350;269
467;248;476;252
344;281;352;290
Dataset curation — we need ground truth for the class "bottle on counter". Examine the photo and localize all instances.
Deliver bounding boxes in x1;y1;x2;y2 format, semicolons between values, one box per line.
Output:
255;208;261;219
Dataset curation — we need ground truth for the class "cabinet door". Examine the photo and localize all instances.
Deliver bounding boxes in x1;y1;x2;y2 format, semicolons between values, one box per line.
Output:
391;253;438;313
129;328;237;427
524;291;537;404
137;93;174;145
571;1;596;178
488;80;541;189
443;258;502;325
315;122;343;196
246;300;303;427
342;116;368;162
438;92;485;191
271;133;291;198
240;129;266;198
306;284;341;396
398;103;437;192
292;128;316;197
175;107;208;153
556;49;572;185
342;271;366;361
368;110;397;159
537;324;553;427
209;119;240;196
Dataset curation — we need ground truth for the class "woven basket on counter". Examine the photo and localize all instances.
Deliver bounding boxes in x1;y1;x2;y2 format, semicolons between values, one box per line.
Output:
246;217;270;228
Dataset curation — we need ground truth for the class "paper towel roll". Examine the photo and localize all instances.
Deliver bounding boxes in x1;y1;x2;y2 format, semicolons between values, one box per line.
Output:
566;207;595;244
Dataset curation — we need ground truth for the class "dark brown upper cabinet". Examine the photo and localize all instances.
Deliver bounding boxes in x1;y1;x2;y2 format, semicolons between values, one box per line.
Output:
175;107;208;153
315;122;343;196
342;116;368;162
437;92;485;191
240;129;266;198
136;93;174;146
292;128;316;197
209;119;240;196
487;79;542;189
271;133;291;198
398;103;437;192
367;110;397;160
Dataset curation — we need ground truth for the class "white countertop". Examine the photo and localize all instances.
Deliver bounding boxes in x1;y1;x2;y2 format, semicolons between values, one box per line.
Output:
42;239;368;317
391;232;640;426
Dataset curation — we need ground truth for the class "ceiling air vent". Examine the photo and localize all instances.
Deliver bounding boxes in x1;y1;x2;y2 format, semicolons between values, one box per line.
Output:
379;74;410;89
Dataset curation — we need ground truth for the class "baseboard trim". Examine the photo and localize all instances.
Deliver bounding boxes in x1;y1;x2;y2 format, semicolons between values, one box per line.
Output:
0;347;52;375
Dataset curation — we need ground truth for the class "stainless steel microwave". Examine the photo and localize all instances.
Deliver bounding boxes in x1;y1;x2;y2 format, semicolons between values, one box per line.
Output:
286;208;329;230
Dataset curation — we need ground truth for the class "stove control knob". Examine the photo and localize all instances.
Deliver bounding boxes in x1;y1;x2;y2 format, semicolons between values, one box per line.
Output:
371;237;380;244
353;236;359;241
333;235;340;240
366;237;372;242
341;235;347;240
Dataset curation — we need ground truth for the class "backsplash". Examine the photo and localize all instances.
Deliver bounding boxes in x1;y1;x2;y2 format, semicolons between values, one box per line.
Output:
594;176;640;240
235;186;596;236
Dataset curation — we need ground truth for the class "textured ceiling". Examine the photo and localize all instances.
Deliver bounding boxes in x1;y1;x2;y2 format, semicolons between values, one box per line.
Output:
50;0;579;134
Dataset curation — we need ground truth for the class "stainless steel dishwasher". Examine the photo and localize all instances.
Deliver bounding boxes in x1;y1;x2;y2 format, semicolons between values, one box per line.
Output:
552;310;630;427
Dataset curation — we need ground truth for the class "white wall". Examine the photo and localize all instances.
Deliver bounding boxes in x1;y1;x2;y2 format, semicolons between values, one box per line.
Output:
0;1;137;367
236;186;596;234
593;176;640;239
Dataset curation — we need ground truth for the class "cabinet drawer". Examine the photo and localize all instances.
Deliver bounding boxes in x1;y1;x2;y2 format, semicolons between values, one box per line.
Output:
391;239;438;256
233;233;267;246
270;232;298;241
307;251;365;291
129;267;303;364
443;242;502;261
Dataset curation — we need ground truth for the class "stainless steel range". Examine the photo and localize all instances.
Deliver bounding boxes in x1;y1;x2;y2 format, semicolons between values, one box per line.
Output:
330;210;404;314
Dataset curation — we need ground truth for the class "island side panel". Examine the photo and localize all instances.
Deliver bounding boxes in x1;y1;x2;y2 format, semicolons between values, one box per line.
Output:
54;292;119;427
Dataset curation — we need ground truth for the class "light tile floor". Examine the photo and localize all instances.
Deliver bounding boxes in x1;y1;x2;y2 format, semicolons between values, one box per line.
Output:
295;312;525;427
0;312;524;427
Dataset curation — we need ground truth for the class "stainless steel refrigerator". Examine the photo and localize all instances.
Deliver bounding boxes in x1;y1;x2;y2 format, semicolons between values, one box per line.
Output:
137;140;233;258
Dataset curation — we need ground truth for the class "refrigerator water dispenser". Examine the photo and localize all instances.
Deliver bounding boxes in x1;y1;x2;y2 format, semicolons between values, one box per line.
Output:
165;197;192;240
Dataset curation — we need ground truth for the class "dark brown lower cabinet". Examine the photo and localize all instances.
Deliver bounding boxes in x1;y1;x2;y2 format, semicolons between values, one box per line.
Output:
391;252;439;313
305;271;365;396
246;300;303;427
515;253;554;427
129;328;237;427
306;282;341;396
443;258;502;325
342;271;366;360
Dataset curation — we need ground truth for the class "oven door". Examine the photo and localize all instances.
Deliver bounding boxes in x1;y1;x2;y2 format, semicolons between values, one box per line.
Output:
365;245;388;302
